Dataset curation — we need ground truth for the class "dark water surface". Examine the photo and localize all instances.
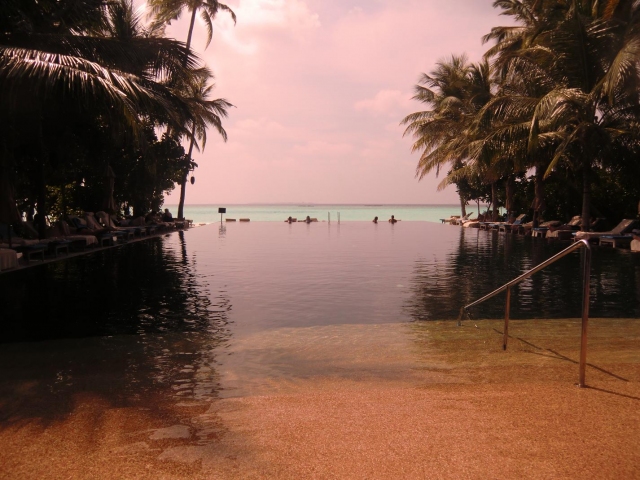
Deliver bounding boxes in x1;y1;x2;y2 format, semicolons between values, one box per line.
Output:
1;222;639;343
0;222;638;417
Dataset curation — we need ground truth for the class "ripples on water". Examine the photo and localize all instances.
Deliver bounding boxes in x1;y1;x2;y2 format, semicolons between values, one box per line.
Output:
0;223;638;420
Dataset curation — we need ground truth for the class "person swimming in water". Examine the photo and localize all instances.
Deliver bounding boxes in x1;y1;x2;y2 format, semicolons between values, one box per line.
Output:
389;215;397;224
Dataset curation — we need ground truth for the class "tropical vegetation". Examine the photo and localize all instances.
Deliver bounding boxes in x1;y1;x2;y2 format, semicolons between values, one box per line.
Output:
402;0;640;230
0;0;233;235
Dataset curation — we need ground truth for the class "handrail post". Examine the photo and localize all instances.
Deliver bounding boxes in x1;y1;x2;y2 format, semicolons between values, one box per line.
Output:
578;244;591;387
503;286;511;351
460;239;592;387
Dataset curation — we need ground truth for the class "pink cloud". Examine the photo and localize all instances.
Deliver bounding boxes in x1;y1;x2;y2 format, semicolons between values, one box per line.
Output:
355;90;413;117
135;0;512;205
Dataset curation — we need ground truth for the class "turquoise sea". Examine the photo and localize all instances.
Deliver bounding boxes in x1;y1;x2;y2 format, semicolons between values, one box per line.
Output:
164;204;470;223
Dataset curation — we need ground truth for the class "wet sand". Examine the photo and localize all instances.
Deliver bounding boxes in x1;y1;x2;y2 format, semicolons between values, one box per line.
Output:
1;319;639;479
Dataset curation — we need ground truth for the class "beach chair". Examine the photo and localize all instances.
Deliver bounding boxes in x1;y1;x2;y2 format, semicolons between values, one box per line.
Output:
546;216;583;240
95;211;140;239
530;221;560;238
85;212;128;243
0;223;49;261
58;220;98;248
0;248;19;271
574;219;639;243
454;213;472;226
498;214;528;233
599;235;634;248
631;230;640;252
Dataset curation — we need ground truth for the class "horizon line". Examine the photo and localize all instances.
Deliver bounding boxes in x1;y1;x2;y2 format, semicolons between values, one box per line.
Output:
164;203;478;207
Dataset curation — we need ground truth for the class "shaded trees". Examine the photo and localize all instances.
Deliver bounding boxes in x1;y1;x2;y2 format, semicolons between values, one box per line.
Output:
403;0;640;228
0;0;231;229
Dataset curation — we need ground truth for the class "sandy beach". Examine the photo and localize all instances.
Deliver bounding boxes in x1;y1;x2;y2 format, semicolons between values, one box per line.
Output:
1;318;639;479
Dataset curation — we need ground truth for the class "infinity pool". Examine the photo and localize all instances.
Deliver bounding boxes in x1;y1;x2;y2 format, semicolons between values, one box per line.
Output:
2;222;639;344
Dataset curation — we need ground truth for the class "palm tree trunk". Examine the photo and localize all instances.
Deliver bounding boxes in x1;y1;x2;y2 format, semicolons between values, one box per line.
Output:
175;9;199;220
36;122;48;239
177;126;196;220
459;192;467;217
0;139;21;226
185;8;197;61
505;174;515;221
581;163;591;232
491;182;497;221
532;165;545;229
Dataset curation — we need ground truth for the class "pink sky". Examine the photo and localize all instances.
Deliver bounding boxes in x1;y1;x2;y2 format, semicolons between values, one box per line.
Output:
141;0;510;205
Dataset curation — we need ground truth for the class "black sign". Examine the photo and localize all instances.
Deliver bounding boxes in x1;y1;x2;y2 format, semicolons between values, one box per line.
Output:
218;207;226;214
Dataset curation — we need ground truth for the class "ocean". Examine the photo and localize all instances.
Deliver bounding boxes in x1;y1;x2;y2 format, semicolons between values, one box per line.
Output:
164;204;471;223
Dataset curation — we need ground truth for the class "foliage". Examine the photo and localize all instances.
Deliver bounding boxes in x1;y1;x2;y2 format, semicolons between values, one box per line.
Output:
0;0;232;231
403;0;640;227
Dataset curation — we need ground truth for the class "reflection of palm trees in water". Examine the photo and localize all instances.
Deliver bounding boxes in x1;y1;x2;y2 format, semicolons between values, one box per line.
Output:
0;233;233;430
403;228;640;322
138;231;232;404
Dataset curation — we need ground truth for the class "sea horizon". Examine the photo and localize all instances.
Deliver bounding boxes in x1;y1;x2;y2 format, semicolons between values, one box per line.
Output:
161;203;486;223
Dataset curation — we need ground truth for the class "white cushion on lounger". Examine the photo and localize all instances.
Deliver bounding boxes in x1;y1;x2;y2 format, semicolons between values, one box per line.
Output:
0;248;19;270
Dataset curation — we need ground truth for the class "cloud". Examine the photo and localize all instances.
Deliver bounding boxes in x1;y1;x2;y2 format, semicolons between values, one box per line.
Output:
232;0;320;30
291;140;354;157
211;0;320;55
152;0;512;205
233;117;292;138
355;90;412;116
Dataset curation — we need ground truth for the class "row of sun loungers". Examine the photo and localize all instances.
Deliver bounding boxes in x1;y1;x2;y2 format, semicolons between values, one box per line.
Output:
0;212;190;271
442;212;640;251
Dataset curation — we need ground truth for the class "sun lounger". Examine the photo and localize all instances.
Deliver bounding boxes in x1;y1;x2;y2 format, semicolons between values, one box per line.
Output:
0;223;51;261
441;216;460;225
453;213;473;226
499;214;528;233
96;212;144;238
58;220;98;247
528;220;563;238
574;219;638;242
546;216;583;240
599;235;633;248
0;248;19;271
631;230;640;252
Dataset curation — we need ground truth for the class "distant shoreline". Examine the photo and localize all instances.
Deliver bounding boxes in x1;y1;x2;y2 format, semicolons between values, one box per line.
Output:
165;203;482;207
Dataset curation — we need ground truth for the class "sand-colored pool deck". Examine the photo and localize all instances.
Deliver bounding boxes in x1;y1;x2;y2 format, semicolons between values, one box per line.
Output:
1;318;639;479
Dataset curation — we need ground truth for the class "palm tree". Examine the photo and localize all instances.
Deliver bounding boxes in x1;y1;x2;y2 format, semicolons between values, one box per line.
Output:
402;56;495;217
518;1;640;229
148;0;235;218
175;69;232;219
487;0;640;229
0;0;201;230
147;0;236;62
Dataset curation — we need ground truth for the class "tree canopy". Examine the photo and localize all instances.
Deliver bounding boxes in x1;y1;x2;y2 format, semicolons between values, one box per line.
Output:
403;0;640;229
0;0;233;232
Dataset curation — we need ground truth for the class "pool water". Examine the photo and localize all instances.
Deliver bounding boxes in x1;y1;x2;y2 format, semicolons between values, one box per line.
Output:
0;222;638;410
2;222;639;342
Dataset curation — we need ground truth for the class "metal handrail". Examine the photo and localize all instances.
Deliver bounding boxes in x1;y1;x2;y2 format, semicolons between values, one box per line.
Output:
458;239;592;387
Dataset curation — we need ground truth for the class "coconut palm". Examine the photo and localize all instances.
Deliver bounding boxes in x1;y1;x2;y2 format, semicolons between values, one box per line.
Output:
175;69;232;219
0;0;201;229
487;0;640;229
402;56;495;217
147;0;235;217
147;0;236;61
